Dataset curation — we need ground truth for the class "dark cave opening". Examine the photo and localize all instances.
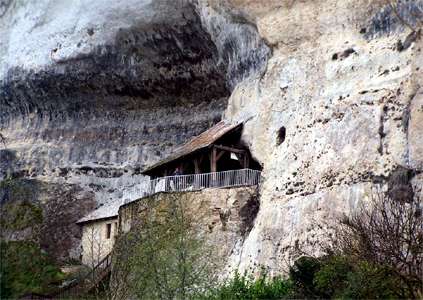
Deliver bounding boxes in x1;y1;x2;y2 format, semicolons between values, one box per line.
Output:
276;126;286;146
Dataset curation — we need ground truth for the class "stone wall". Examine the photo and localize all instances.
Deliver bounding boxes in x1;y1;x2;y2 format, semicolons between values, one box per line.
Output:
118;186;259;274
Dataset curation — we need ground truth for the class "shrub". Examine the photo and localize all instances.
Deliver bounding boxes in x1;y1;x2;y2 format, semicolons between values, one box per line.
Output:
289;255;417;299
0;240;64;298
289;256;321;298
313;255;352;298
202;270;292;299
341;261;408;299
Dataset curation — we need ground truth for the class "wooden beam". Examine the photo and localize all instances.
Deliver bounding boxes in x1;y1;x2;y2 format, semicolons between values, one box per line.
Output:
214;144;246;154
216;150;225;162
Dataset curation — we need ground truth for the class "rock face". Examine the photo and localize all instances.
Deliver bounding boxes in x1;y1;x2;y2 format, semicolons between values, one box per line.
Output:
118;187;259;274
0;178;96;261
223;0;423;274
0;0;268;259
1;0;423;272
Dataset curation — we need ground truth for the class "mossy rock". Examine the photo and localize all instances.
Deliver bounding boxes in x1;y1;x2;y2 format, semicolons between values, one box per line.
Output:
0;200;43;231
0;178;43;231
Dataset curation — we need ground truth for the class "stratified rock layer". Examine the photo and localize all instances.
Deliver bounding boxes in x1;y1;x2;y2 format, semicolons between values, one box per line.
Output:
0;0;269;260
1;0;423;272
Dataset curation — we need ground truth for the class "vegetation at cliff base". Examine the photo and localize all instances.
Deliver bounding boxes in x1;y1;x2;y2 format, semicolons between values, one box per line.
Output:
0;200;43;231
201;271;292;300
0;240;65;299
111;193;219;300
197;254;419;300
0;178;64;299
197;184;422;300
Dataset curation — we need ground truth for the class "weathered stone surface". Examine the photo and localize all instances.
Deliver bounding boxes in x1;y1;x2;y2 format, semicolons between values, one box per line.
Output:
1;0;423;275
0;0;268;258
119;186;259;273
408;89;423;170
0;178;96;261
223;0;423;273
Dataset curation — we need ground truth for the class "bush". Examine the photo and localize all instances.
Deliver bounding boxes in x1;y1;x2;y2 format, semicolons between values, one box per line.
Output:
288;255;417;299
313;255;352;298
341;261;407;299
289;256;322;298
201;270;292;299
0;240;65;299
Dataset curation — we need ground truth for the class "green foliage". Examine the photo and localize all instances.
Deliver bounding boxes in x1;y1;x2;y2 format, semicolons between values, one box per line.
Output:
0;200;43;231
289;256;322;298
0;177;37;202
312;255;352;298
288;255;416;299
112;194;218;300
202;270;292;300
198;256;416;300
340;261;409;299
0;240;64;299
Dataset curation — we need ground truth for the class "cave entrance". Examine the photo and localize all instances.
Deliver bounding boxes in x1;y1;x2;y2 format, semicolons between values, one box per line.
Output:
142;121;261;179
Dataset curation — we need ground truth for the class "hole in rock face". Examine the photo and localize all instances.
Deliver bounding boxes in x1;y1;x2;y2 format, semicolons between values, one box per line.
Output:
276;126;286;146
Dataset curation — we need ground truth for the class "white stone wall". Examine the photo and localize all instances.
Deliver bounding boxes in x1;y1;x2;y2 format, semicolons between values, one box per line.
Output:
81;218;118;267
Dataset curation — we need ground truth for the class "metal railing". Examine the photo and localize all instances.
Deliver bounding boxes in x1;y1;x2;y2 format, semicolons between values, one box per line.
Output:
123;168;261;204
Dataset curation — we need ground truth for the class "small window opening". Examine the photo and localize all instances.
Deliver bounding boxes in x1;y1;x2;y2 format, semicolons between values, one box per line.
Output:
106;223;112;239
114;222;118;236
276;126;286;145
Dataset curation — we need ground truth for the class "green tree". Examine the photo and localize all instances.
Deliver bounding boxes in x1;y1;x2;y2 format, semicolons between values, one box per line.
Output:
111;193;218;300
0;241;64;299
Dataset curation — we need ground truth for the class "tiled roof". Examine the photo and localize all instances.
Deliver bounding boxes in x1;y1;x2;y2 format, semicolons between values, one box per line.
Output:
77;201;119;224
142;121;242;175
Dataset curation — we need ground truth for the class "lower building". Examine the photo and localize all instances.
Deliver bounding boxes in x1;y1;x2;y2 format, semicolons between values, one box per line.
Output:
77;203;119;267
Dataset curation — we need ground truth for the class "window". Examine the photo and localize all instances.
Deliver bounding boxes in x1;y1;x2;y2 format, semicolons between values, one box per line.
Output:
114;222;118;236
106;223;112;239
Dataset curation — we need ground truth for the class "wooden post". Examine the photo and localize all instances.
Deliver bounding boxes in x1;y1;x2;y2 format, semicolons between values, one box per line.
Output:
235;153;243;167
243;153;249;168
194;158;200;174
210;147;217;173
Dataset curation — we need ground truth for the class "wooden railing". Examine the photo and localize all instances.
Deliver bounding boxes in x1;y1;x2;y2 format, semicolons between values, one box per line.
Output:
123;168;262;204
47;253;112;299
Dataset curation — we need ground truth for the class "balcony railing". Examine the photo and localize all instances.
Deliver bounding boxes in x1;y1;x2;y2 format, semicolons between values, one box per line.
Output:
123;168;261;204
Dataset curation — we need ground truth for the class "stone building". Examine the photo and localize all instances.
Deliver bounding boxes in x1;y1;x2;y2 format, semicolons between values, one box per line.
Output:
77;202;119;266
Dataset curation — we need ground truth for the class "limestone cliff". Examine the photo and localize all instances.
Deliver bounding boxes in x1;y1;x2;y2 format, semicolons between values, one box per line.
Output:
0;0;268;260
1;0;422;272
223;0;423;274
